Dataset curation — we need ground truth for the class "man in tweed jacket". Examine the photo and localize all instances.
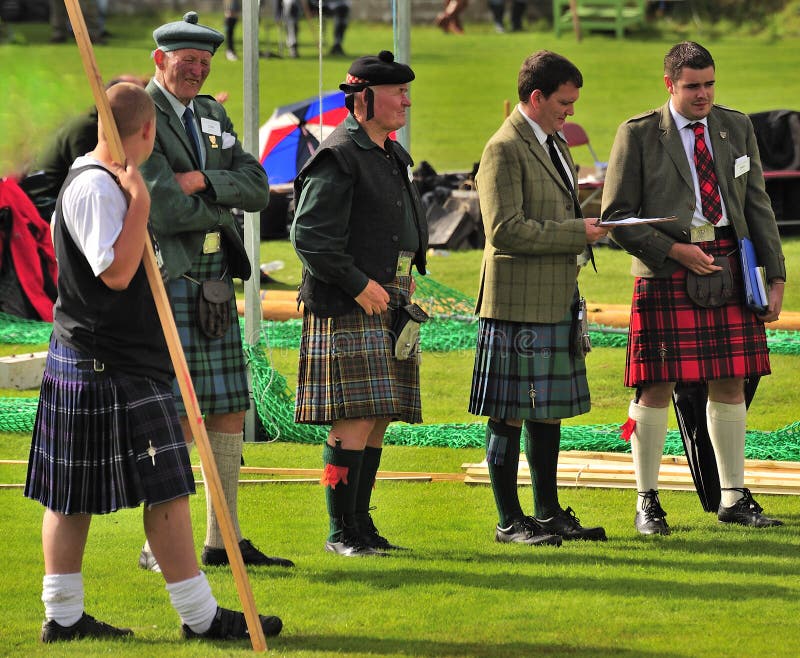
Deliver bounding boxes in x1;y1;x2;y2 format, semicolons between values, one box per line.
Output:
469;51;609;547
139;12;293;571
601;41;785;535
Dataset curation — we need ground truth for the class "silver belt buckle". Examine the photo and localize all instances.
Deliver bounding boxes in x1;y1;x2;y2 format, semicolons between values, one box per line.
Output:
202;231;221;254
395;254;412;277
690;224;715;243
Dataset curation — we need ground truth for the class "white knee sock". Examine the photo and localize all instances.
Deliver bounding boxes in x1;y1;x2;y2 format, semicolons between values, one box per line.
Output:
42;573;83;626
204;431;244;548
628;400;669;512
166;572;218;634
706;400;747;507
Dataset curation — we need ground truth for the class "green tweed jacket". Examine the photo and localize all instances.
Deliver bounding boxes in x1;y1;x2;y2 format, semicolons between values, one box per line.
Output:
475;109;587;324
601;101;786;282
141;81;269;280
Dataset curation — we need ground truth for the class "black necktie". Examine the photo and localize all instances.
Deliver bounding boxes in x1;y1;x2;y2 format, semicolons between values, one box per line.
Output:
182;107;202;165
546;135;595;271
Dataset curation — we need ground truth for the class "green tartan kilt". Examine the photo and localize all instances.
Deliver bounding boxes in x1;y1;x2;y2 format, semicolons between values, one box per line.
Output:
167;249;249;417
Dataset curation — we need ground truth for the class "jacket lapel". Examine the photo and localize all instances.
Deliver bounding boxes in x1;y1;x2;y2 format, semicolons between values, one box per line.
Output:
509;111;570;193
148;82;201;167
658;102;695;194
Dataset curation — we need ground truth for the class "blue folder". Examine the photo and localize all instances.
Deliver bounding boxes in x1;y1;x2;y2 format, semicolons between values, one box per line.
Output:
739;236;768;314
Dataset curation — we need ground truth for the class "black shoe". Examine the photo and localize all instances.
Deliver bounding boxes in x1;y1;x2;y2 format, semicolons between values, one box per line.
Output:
718;488;784;527
358;514;409;551
329;43;345;56
325;530;388;557
635;490;670;536
182;606;282;640
495;516;563;547
536;507;607;541
289;45;299;59
202;538;295;567
41;613;133;643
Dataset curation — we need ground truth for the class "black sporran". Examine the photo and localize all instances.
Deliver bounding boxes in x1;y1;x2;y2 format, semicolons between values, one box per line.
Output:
197;279;233;339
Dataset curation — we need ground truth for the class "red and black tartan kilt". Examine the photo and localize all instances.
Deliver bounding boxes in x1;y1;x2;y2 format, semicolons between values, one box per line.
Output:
295;271;422;426
625;237;770;387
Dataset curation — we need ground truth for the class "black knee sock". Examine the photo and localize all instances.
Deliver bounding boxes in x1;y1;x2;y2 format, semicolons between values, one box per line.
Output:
355;446;382;528
524;420;562;519
486;419;523;527
322;441;363;542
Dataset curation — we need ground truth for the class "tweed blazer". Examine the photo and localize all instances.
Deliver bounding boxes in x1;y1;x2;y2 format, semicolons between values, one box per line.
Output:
141;81;269;280
475;109;587;324
601;101;786;282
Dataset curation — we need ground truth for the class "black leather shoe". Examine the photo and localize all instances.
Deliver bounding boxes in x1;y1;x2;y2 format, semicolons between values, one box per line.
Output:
718;488;784;527
182;606;282;640
495;516;563;547
635;489;670;536
325;531;388;557
358;514;409;551
202;538;295;567
41;613;133;643
536;507;607;541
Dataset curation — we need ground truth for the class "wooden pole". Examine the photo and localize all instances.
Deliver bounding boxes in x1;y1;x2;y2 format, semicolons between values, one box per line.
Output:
568;0;583;41
61;0;267;651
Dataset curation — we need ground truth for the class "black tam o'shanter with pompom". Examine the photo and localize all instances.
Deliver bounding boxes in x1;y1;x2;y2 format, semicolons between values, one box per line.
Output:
339;50;415;120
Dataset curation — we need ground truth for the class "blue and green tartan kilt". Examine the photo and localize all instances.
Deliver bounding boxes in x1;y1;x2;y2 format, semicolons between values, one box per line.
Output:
295;272;422;425
168;250;249;417
24;337;195;515
468;307;591;421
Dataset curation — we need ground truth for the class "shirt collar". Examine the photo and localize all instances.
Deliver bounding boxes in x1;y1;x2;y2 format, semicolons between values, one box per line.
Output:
345;113;392;151
669;101;708;131
153;78;195;118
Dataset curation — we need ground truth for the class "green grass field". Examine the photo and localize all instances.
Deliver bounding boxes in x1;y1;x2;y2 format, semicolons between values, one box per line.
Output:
2;10;800;658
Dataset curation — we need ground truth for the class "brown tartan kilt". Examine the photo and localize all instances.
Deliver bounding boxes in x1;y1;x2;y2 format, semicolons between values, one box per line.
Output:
295;272;422;425
625;237;771;387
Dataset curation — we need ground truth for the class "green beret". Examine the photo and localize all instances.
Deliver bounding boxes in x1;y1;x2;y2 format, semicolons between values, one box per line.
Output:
339;50;415;93
153;11;224;54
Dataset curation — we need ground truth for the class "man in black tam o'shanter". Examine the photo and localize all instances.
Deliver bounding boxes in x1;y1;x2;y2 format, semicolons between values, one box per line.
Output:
290;51;429;557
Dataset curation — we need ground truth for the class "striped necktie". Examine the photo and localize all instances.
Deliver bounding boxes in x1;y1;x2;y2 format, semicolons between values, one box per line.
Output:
691;123;722;225
182;107;202;165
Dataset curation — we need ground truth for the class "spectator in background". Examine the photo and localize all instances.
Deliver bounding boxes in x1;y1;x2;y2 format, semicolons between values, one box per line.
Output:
434;0;468;34
49;0;102;44
223;0;240;61
488;0;528;33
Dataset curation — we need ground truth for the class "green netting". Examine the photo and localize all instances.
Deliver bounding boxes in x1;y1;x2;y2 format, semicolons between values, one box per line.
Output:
2;278;800;461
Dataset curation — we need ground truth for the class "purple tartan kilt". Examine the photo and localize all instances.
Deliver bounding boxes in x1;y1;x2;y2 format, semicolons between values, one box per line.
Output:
24;338;195;515
294;273;422;425
468;305;591;421
626;237;771;387
167;249;249;417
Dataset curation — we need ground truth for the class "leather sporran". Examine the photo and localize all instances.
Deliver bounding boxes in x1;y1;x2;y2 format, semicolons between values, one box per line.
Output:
197;279;233;339
685;256;734;308
569;296;591;357
391;302;429;360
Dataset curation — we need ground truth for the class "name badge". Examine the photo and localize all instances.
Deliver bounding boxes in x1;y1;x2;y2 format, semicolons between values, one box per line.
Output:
201;117;221;136
734;155;750;178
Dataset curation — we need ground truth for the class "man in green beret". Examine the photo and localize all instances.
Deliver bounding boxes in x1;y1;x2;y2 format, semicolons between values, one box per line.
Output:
291;51;428;556
139;12;294;572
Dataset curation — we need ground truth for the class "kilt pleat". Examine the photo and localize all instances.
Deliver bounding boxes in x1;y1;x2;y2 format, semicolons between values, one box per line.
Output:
295;271;422;425
24;338;194;515
626;237;771;387
168;250;249;416
469;299;591;421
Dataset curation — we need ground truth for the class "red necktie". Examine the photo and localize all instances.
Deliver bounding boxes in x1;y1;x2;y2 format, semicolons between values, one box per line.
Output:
691;123;722;225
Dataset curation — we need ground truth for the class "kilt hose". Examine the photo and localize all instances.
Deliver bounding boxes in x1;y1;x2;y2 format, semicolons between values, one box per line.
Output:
626;237;771;387
295;271;422;425
167;249;249;417
469;291;591;421
25;337;195;515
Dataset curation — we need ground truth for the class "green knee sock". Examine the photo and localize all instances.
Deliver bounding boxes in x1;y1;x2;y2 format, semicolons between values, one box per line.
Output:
322;441;363;542
355;446;382;529
524;420;562;519
486;419;523;527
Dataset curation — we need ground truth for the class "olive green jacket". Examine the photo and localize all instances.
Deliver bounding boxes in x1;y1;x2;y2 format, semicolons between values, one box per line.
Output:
141;81;269;280
601;101;786;282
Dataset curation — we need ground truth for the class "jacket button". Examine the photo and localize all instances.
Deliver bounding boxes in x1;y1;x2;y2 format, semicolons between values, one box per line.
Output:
396;200;402;207
392;169;398;175
391;235;399;242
